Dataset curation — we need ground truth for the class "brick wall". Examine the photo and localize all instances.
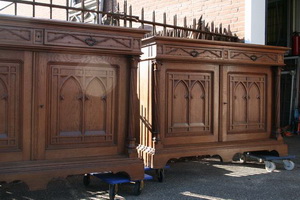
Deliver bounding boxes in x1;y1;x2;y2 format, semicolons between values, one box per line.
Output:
116;0;245;39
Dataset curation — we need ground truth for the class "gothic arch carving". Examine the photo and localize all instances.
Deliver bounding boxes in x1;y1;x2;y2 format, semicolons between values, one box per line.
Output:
59;76;82;136
85;77;107;135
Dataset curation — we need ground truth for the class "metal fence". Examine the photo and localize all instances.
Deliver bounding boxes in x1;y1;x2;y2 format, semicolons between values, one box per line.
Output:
0;0;239;41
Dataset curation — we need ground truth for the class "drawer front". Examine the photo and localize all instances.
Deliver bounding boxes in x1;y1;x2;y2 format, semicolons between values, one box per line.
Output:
0;25;43;45
45;30;133;50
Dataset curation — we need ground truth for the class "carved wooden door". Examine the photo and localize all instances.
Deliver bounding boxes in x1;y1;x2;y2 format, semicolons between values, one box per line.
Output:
163;63;219;145
0;50;32;162
35;53;121;160
221;66;272;141
167;72;212;134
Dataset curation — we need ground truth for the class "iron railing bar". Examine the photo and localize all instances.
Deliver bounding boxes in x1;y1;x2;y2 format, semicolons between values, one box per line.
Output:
81;0;84;23
66;0;69;21
96;0;100;24
50;0;53;19
33;0;35;17
14;1;17;15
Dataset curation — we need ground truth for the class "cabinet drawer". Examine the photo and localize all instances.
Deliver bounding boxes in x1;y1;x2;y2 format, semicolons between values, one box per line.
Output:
0;25;43;45
45;30;133;50
228;50;282;64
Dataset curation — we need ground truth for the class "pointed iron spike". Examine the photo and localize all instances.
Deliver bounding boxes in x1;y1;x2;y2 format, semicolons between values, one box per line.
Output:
174;14;177;26
198;18;201;25
152;10;155;22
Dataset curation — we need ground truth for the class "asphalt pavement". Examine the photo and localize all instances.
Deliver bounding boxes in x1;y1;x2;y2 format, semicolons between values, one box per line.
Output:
1;136;300;200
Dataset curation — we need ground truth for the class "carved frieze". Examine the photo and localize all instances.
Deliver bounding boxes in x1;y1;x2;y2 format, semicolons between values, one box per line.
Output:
229;51;278;63
164;45;223;59
45;30;133;50
0;25;32;44
151;42;283;65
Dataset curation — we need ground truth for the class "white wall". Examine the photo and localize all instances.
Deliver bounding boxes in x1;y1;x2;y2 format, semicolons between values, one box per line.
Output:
245;0;266;45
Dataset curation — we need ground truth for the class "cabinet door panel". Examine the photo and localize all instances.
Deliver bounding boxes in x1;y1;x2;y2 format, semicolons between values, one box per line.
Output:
49;65;115;146
0;51;32;162
163;63;219;146
221;66;271;141
36;53;122;160
0;63;20;149
167;72;212;135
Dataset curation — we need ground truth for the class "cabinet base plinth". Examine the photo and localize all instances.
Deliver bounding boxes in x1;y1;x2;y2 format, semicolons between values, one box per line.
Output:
138;139;288;169
0;155;144;191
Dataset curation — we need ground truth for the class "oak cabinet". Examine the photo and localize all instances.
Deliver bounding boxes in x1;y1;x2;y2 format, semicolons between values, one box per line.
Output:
138;37;289;169
0;16;147;190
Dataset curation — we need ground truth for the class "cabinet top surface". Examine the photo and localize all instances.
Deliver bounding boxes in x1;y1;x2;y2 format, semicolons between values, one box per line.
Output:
141;36;288;66
142;36;289;52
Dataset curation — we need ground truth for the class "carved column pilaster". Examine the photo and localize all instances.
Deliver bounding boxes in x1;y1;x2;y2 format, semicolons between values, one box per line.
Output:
152;60;163;148
127;55;140;157
273;66;283;141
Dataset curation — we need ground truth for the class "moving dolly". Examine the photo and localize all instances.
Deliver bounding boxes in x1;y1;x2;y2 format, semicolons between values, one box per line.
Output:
144;165;170;182
83;172;153;200
239;152;296;172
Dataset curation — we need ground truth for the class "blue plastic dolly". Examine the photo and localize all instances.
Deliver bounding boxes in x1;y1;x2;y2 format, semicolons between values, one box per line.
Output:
239;152;296;172
83;172;152;200
144;165;170;182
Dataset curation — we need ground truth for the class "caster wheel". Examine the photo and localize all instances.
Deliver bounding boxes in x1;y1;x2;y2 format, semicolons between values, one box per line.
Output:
239;153;247;163
283;160;295;170
109;184;117;200
265;161;276;172
156;168;165;182
133;180;143;196
83;174;90;186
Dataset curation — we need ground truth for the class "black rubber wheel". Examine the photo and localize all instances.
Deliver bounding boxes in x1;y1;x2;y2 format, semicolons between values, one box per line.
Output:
83;174;90;186
109;184;116;200
133;180;142;196
239;153;247;164
156;168;165;182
